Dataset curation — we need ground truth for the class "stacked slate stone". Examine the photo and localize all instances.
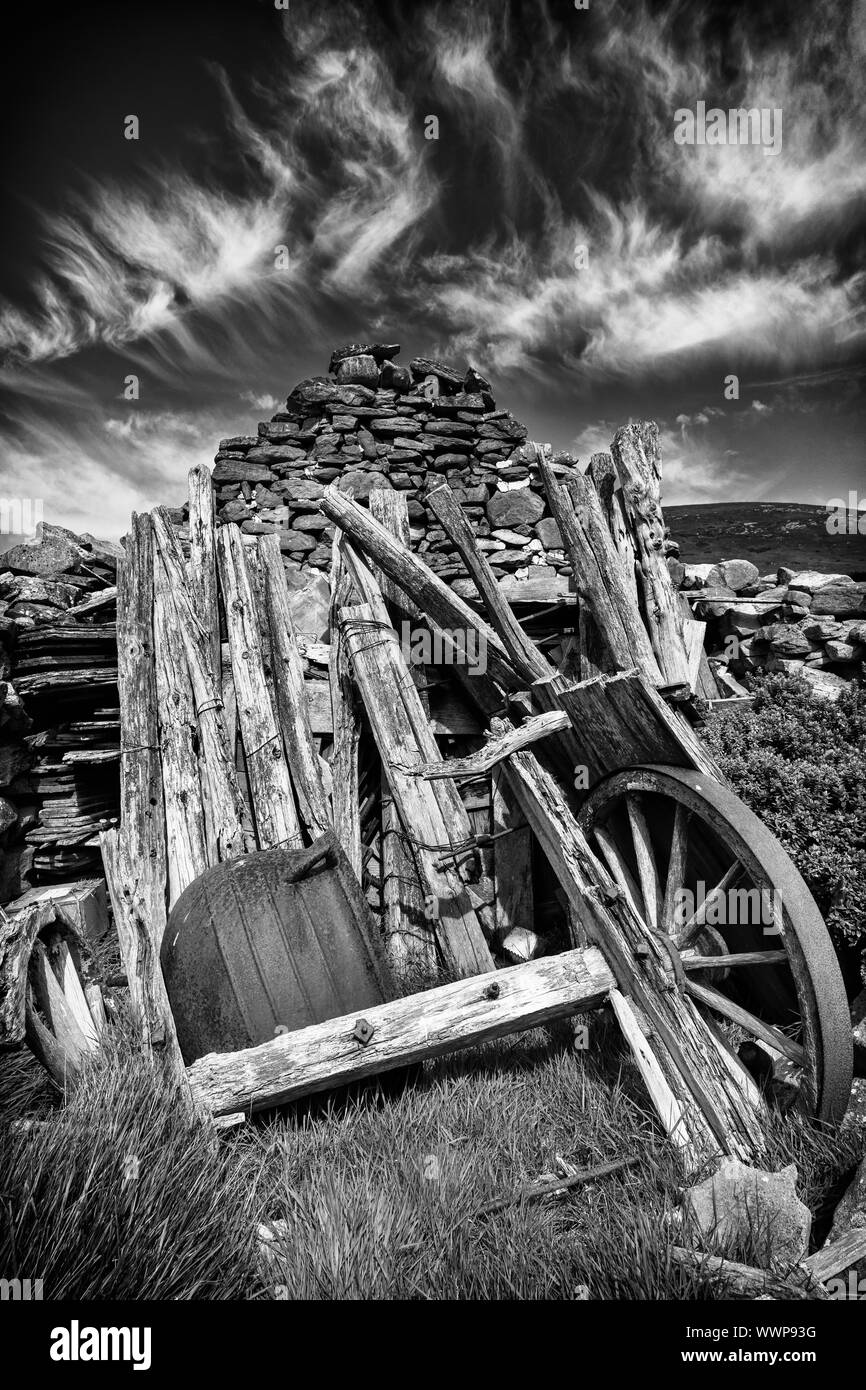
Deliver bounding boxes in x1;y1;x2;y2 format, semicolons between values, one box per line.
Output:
209;344;569;589
683;559;866;699
0;526;121;899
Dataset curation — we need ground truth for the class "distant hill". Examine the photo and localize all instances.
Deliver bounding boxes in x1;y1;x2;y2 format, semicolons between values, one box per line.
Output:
664;502;866;580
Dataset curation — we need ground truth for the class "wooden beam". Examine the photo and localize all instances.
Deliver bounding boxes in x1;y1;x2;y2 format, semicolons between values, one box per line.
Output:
610;424;692;691
415;710;570;780
152;508;253;862
320;484;521;691
187;945;615;1115
100;512;184;1079
327;540;362;880
535;446;662;682
257;534;332;839
495;732;765;1166
555;669;724;785
670;1248;829;1300
426;483;552;685
153;539;208;907
341;602;494;977
187;465;220;695
365;494;435;977
216;525;301;851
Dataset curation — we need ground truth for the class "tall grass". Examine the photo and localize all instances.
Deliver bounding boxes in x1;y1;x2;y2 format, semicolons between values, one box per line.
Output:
3;1009;860;1300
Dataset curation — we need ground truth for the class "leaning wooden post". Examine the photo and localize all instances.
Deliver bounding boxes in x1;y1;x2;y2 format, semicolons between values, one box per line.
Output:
609;423;693;691
366;493;436;979
328;539;362;881
187;465;221;695
216;525;302;851
341;602;494;977
495;732;765;1167
153;541;208;907
257;534;332;840
320;485;522;693
535;446;662;683
426;483;552;686
152;508;253;863
100;513;186;1084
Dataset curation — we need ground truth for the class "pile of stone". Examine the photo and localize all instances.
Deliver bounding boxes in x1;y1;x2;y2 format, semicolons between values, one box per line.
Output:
681;559;866;699
204;344;574;593
0;526;121;897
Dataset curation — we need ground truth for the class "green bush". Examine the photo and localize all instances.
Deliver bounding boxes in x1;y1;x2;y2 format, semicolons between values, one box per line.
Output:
704;673;866;975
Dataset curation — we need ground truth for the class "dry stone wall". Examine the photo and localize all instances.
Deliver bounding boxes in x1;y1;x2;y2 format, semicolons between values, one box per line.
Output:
202;344;574;596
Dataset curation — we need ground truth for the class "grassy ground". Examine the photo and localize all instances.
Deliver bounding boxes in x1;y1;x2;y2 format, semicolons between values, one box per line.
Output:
1;1010;862;1300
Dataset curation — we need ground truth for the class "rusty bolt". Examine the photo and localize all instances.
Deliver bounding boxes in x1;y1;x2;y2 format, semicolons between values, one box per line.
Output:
483;983;500;1001
352;1018;374;1045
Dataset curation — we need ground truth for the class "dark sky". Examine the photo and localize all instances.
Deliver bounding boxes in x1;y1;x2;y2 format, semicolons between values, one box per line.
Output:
1;0;864;539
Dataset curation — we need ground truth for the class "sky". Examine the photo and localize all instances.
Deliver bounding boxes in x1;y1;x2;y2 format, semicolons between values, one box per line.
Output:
0;0;864;542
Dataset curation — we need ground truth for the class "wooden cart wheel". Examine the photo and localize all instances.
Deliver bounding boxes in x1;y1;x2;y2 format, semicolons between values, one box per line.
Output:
577;766;853;1123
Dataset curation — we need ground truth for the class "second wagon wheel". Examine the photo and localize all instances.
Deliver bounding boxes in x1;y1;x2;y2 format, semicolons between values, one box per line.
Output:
577;766;852;1123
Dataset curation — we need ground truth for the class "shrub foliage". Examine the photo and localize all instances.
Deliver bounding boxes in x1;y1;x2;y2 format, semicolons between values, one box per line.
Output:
705;674;866;970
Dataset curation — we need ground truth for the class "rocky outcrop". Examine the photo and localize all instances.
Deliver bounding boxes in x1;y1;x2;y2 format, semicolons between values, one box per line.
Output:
0;526;120;896
681;562;866;695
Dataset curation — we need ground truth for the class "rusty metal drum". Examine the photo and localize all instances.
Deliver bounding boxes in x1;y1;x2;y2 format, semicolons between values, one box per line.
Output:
161;830;395;1064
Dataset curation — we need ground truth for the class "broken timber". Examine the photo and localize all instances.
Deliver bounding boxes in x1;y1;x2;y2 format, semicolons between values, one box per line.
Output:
99;514;186;1083
216;525;302;851
340;600;494;977
187;945;614;1116
257;534;331;840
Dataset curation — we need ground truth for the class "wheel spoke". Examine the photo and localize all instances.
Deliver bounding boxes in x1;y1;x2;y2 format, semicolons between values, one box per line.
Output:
685;978;807;1067
661;802;690;935
593;825;644;922
674;861;742;949
681;949;788;972
626;793;662;929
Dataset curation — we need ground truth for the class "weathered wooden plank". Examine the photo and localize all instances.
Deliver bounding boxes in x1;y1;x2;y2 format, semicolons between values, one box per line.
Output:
327;540;362;880
535;446;661;682
187;464;220;696
153;540;208;907
341;602;494;977
216;526;301;851
610;423;692;690
364;496;435;977
321;484;521;691
101;513;180;1068
257;535;331;839
416;710;570;780
805;1229;866;1284
608;987;695;1158
65;587;117;619
555;669;724;785
187;945;615;1116
152;508;253;863
669;1248;829;1300
426;483;551;685
496;732;765;1166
